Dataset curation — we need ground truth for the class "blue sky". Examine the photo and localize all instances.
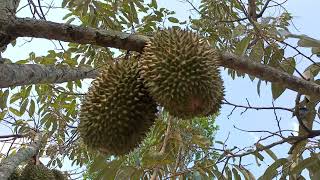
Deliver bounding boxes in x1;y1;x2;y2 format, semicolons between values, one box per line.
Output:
2;0;320;178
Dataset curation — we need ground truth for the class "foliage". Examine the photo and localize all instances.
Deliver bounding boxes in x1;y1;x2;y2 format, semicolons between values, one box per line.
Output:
83;111;219;179
1;0;320;179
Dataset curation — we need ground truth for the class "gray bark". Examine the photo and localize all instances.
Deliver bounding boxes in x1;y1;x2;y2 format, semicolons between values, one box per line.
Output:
0;0;20;63
221;52;320;99
0;64;98;88
0;133;42;180
0;0;20;20
0;17;319;99
1;18;148;52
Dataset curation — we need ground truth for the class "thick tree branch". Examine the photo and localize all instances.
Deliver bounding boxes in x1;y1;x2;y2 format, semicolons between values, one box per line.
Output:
0;18;148;52
221;52;320;99
0;0;20;63
0;133;42;180
0;64;98;88
0;18;319;99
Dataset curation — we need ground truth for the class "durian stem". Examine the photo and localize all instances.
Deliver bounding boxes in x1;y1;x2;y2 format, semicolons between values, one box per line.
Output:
0;132;43;180
150;115;173;180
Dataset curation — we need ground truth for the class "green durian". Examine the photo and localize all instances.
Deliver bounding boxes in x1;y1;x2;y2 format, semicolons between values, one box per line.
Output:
139;28;224;118
79;59;157;155
20;163;55;180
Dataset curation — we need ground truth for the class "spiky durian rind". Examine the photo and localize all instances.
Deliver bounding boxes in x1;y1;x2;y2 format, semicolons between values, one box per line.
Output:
79;59;157;155
20;163;55;180
139;28;224;118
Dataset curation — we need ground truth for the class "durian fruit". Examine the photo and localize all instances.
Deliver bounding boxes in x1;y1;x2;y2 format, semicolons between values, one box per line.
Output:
51;169;67;180
79;59;158;155
20;162;55;180
139;28;224;118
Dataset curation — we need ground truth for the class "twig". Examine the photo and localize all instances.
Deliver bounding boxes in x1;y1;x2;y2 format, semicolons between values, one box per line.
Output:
224;99;293;118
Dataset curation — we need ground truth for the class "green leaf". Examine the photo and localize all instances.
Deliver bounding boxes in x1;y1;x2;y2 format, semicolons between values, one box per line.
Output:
311;47;320;55
150;0;158;9
234;166;253;180
257;79;261;97
297;36;320;47
271;58;295;100
271;82;286;100
0;90;9;109
212;169;226;180
16;60;29;64
28;100;35;117
304;63;320;77
0;110;7;120
235;37;251;56
280;58;296;75
9;107;21;116
20;99;29;115
249;40;264;62
225;166;233;179
260;158;288;180
256;143;278;161
232;168;241;180
168;17;179;23
269;49;283;67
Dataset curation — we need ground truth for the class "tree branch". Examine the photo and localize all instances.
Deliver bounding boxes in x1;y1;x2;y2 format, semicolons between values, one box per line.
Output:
0;0;20;63
1;18;148;52
0;64;98;88
0;132;42;179
221;52;320;99
0;18;319;99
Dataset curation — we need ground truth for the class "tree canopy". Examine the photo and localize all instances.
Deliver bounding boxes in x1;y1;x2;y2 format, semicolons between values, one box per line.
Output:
0;0;320;179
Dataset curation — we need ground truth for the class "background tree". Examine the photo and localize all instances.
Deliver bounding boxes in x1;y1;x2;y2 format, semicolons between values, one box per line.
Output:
0;0;320;179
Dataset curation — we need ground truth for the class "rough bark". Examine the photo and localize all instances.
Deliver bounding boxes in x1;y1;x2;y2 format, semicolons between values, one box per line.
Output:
0;18;319;99
0;18;148;52
0;0;20;19
0;133;42;180
0;64;98;88
221;52;320;99
0;0;20;63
